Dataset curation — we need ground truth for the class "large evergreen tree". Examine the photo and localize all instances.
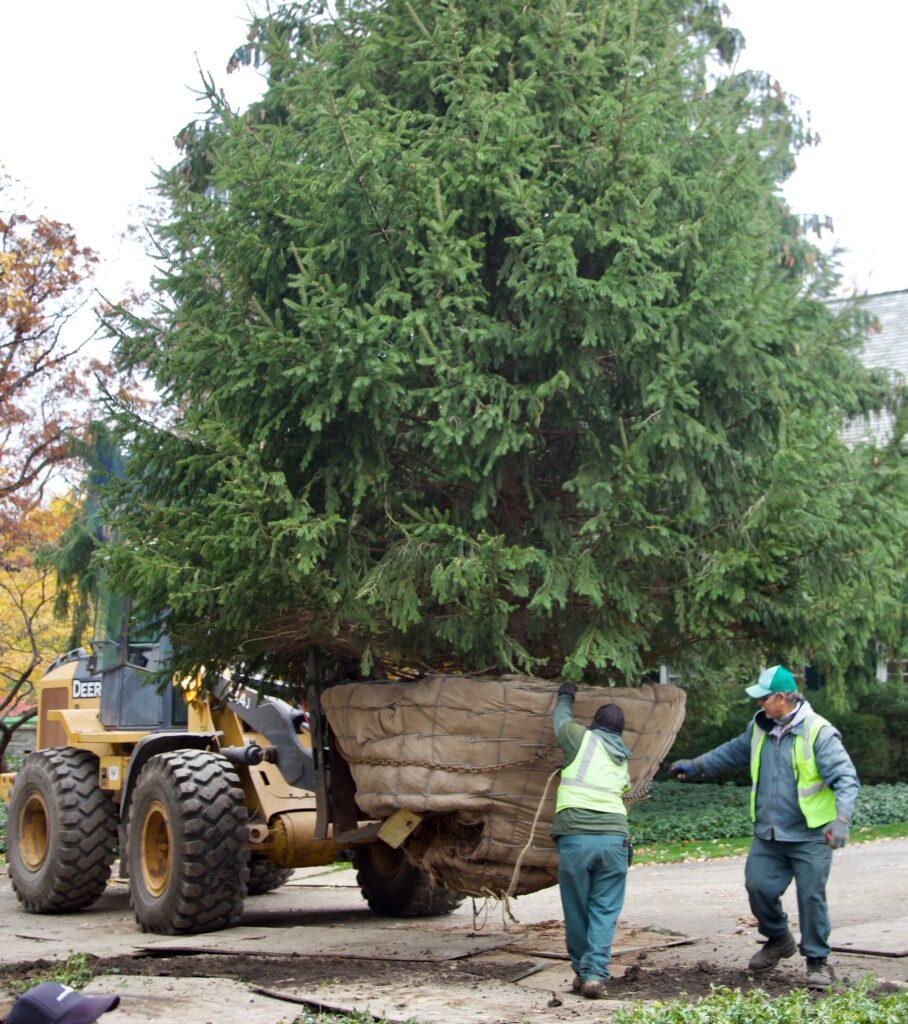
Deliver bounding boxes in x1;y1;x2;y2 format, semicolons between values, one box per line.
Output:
107;0;905;686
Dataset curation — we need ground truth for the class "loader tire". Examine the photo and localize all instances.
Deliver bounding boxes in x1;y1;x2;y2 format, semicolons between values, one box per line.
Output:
126;749;249;934
353;843;463;917
247;856;294;895
7;747;118;913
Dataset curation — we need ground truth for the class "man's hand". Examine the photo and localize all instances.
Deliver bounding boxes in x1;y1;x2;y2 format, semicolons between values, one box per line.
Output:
558;682;578;699
824;818;849;849
670;759;698;781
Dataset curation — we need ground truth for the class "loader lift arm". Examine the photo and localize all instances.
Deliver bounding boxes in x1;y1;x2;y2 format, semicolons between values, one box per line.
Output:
211;676;317;792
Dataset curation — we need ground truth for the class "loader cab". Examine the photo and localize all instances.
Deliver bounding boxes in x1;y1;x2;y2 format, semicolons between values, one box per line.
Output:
93;591;187;731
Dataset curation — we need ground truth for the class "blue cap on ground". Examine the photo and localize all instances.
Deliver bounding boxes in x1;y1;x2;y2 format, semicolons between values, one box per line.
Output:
745;665;797;699
4;983;120;1024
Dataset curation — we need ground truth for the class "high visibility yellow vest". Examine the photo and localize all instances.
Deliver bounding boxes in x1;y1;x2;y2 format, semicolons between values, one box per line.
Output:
749;713;838;828
556;730;630;816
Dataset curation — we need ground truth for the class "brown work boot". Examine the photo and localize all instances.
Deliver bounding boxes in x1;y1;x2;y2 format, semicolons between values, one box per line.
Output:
571;975;582;994
582;978;608;999
806;958;833;990
748;931;797;972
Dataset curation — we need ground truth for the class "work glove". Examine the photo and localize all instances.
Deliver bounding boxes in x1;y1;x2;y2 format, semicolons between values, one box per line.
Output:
669;758;699;781
824;817;850;849
558;682;578;699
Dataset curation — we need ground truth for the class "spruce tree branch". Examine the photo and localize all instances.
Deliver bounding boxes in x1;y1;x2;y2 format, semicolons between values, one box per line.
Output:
611;2;639;168
309;26;404;280
326;86;395;250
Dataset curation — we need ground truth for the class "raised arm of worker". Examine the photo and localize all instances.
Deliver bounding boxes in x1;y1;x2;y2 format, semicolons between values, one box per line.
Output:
553;682;586;761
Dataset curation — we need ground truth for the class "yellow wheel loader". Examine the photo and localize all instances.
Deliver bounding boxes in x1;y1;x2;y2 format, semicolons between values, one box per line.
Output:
0;616;461;935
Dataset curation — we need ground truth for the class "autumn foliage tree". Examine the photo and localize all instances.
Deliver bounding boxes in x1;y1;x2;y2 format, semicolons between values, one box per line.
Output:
0;170;100;547
0;501;77;769
0;170;111;761
105;0;905;689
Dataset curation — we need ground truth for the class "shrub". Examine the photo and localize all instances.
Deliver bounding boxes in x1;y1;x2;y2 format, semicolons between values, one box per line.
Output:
631;783;751;845
854;783;908;826
830;711;891;781
630;781;908;845
613;983;908;1024
858;683;908;779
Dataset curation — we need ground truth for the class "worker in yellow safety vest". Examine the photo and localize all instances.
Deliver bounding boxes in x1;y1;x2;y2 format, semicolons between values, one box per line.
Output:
552;681;632;1000
670;665;860;990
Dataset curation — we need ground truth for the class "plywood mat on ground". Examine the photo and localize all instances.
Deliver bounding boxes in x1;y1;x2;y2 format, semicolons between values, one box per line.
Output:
503;918;695;959
136;924;510;961
264;976;568;1024
831;917;908;957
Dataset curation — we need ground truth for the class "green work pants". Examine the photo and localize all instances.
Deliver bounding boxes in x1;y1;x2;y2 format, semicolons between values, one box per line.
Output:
556;833;628;982
744;837;833;959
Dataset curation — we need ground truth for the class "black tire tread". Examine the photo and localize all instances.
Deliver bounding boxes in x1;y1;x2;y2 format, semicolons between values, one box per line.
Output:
353;845;464;917
127;749;249;935
247;856;294;895
8;747;118;913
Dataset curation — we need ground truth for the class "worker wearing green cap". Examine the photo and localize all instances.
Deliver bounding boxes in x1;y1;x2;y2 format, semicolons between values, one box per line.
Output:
670;665;860;991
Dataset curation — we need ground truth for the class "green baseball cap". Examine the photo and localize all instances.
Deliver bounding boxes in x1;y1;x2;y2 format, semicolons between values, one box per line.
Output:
745;665;797;699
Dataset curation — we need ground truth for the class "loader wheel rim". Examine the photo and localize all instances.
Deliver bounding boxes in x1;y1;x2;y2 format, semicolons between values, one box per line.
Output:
19;793;50;871
140;800;173;898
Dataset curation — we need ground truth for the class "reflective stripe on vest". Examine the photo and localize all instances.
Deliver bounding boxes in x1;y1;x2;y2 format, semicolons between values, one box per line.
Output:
749;713;838;828
556;730;630;816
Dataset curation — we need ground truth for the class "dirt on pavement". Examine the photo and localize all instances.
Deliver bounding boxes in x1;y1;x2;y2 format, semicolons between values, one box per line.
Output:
0;947;899;1005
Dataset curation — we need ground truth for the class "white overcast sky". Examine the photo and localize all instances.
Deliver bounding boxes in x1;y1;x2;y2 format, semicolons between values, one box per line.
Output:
2;1;906;307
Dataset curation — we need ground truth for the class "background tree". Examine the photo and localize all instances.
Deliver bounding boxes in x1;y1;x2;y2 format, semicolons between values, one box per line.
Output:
106;0;905;688
0;500;75;770
0;171;125;761
0;169;103;547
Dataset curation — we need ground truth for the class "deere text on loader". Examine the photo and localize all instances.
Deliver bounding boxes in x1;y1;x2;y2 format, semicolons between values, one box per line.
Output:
0;605;460;934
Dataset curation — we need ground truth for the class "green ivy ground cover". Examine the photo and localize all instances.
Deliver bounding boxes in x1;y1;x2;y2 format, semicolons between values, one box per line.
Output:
613;984;908;1024
630;782;908;846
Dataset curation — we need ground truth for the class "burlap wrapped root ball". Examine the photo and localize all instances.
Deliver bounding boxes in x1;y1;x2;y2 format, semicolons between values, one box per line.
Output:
321;675;685;897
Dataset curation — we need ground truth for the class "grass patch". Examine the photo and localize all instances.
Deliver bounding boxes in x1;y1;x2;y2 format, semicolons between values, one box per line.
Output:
852;820;908;841
635;821;908;865
613;980;908;1023
635;836;753;865
6;954;104;995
